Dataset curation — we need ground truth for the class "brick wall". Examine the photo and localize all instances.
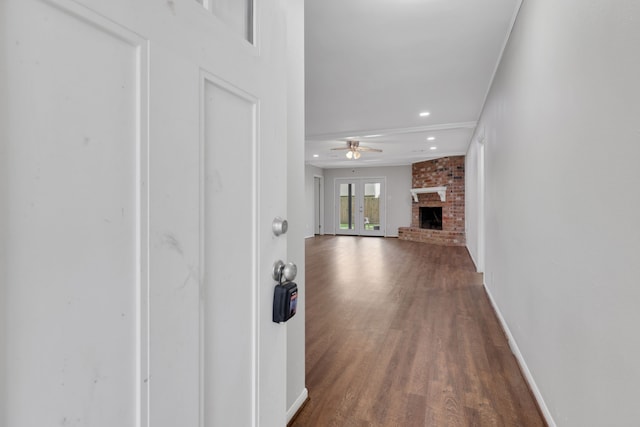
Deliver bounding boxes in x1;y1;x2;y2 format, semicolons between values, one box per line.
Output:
398;156;466;245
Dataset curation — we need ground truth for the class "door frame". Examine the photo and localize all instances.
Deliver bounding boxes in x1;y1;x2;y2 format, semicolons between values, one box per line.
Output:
314;175;324;235
477;137;486;272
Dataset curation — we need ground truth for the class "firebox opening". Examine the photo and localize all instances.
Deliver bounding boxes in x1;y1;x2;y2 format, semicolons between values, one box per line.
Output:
419;207;442;230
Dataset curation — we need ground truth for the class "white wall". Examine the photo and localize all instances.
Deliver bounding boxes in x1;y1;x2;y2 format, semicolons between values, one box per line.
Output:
0;11;6;412
304;165;323;238
286;0;307;419
0;40;5;419
322;166;412;236
469;0;640;425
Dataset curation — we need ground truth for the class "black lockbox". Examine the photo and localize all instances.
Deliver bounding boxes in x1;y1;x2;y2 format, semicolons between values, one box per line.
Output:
273;282;298;323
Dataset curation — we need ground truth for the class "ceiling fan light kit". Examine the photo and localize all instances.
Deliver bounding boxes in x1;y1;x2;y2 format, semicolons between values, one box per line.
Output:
331;140;382;160
346;150;361;159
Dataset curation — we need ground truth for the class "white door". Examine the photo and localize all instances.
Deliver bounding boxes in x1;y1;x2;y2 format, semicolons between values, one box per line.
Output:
335;178;386;236
1;0;290;426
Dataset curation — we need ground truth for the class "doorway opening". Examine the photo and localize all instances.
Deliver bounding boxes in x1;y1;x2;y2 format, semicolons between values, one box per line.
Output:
335;178;385;236
314;176;324;235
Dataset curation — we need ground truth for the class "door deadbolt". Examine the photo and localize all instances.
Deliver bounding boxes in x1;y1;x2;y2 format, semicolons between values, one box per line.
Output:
272;217;288;236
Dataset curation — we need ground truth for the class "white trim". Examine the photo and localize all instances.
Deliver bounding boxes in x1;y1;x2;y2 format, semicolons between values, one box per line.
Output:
466;244;479;271
482;283;556;427
286;387;309;423
306;121;477;141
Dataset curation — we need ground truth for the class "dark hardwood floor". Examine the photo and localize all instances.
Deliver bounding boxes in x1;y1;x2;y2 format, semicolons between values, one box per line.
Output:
290;236;545;427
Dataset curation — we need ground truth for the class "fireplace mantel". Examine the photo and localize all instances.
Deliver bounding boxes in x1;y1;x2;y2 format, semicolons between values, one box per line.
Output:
410;186;447;203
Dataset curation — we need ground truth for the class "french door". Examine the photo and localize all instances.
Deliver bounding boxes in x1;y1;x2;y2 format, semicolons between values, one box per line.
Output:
1;0;291;425
335;178;386;236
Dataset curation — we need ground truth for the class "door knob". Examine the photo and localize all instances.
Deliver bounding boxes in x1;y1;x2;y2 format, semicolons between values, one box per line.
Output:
272;260;297;283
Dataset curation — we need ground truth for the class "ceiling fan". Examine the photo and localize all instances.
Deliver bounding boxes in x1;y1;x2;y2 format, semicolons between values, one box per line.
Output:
330;140;382;160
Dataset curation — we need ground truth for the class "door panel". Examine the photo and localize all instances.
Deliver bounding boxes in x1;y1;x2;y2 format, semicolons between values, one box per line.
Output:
3;2;143;425
202;77;256;427
209;0;254;43
2;0;290;425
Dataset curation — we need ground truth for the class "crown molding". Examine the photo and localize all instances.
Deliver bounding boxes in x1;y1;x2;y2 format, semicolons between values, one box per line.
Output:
305;121;478;141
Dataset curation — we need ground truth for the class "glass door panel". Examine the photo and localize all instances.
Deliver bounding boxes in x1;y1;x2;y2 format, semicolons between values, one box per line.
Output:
361;181;384;236
337;182;357;234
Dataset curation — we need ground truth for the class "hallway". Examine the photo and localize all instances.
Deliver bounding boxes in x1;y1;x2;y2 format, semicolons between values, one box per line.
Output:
291;236;545;426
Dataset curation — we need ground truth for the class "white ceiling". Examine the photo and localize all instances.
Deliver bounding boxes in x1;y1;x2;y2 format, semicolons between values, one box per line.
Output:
305;0;522;168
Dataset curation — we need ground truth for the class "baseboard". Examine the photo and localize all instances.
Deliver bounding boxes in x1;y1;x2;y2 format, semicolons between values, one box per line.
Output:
305;234;315;239
286;387;309;424
482;283;556;427
466;244;479;272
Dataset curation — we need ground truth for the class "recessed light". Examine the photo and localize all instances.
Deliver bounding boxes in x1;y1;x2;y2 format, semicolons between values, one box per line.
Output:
430;146;437;150
419;111;431;117
427;136;436;141
313;154;319;158
364;134;382;138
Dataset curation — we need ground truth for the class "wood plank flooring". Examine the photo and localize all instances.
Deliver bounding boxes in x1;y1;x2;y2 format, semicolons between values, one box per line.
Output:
290;236;545;427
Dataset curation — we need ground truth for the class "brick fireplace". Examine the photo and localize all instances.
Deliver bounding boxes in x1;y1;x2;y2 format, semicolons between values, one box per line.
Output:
398;156;465;246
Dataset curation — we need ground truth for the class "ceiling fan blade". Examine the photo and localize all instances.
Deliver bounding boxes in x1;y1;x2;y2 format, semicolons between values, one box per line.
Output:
358;147;383;152
330;147;350;151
